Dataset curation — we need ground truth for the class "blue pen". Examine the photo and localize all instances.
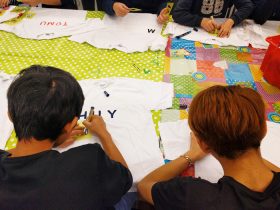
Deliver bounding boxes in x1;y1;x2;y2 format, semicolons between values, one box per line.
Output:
175;30;192;39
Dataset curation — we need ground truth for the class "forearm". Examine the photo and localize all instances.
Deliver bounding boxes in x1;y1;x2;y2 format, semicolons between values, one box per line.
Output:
263;159;280;172
99;132;128;168
138;151;196;204
140;155;190;183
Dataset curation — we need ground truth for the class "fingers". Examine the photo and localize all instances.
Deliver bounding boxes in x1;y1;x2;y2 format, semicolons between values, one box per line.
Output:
205;21;216;32
118;4;129;16
0;0;8;7
82;119;91;129
121;4;129;10
160;8;169;15
218;25;230;38
71;125;85;137
157;14;168;24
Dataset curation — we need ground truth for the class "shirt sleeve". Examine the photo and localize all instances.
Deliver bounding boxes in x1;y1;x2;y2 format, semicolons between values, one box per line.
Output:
60;0;76;9
96;145;133;206
231;0;254;25
152;177;191;210
172;0;203;27
157;0;168;15
102;0;116;16
250;0;277;24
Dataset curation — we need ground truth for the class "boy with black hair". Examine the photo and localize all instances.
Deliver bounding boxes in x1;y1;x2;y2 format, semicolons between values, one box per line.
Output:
0;65;132;210
172;0;254;37
102;0;170;24
251;0;280;24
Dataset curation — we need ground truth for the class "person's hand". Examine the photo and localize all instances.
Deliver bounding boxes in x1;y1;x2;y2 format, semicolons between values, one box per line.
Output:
113;2;129;17
200;18;218;33
218;18;234;37
157;8;169;24
55;125;85;148
22;0;41;7
187;133;207;162
83;115;109;140
0;0;9;8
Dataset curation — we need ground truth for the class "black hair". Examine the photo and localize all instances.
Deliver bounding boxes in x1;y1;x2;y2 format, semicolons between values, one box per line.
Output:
7;65;84;142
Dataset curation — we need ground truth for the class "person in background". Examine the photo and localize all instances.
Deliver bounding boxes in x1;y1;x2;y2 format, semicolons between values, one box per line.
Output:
172;0;254;37
102;0;170;24
138;85;280;210
0;65;132;210
251;0;280;24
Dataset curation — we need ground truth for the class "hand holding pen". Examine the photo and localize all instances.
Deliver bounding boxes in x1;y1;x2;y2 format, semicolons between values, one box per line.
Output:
83;107;110;141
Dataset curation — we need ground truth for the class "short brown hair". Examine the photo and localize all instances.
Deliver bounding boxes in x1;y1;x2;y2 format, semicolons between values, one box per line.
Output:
188;85;266;159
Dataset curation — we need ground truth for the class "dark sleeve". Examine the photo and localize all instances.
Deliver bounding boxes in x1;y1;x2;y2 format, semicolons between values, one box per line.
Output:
59;0;76;9
96;145;133;206
231;0;254;25
172;0;203;27
152;177;191;210
157;0;168;15
8;0;18;5
251;0;277;24
102;0;116;16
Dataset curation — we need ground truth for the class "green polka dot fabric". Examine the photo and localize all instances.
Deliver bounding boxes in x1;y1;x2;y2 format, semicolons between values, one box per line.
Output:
1;11;165;150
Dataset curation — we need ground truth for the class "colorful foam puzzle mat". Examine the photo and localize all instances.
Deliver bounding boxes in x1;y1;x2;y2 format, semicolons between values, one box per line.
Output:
163;38;280;124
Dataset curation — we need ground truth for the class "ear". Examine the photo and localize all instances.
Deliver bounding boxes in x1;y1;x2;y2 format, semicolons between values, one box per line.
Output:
197;138;211;154
63;117;78;133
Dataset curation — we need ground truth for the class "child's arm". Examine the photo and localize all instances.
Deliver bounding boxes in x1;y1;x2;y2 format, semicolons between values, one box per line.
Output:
251;0;277;24
102;0;116;16
172;0;203;27
231;0;254;25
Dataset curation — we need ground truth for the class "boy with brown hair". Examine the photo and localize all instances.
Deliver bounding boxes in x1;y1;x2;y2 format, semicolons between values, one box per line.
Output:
138;85;280;210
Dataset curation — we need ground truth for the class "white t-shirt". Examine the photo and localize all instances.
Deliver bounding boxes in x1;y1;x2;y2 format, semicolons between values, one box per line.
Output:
0;72;14;150
69;13;168;53
56;78;174;190
159;119;280;183
0;8;104;40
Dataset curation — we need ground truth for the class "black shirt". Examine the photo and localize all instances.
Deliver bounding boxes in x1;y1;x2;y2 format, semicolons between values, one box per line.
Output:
251;0;280;25
152;173;280;210
0;144;132;210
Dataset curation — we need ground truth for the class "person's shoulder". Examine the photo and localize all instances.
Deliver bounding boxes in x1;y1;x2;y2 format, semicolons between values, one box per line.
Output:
60;144;104;159
152;176;220;210
153;176;220;195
